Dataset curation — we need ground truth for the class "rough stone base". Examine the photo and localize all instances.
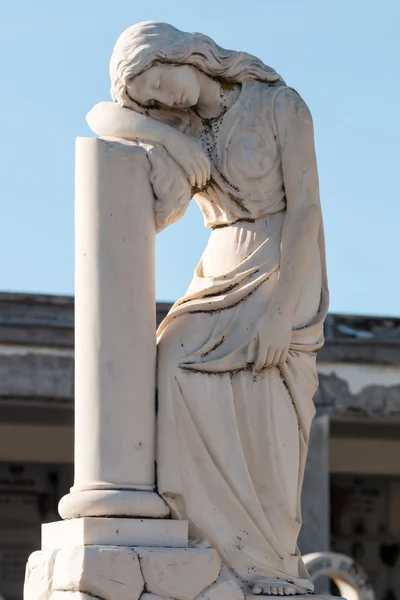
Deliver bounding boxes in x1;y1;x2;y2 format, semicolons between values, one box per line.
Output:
24;545;224;600
24;545;345;600
245;597;343;600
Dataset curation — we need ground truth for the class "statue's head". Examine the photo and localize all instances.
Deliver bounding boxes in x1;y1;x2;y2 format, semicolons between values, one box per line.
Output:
110;21;284;113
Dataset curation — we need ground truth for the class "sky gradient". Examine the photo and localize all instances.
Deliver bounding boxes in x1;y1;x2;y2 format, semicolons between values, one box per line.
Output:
1;1;399;316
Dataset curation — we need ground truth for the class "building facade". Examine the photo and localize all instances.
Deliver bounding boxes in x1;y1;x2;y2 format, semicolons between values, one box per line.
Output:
1;292;400;600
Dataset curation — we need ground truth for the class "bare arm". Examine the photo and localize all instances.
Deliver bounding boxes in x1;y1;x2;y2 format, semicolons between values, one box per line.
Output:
86;102;210;187
87;102;177;145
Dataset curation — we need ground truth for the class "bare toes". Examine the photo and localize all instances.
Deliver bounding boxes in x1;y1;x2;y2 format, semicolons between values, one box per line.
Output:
284;585;295;595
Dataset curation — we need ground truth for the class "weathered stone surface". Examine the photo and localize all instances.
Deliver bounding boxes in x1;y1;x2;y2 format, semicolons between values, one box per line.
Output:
137;548;221;600
304;552;375;600
0;354;74;400
299;414;330;557
24;550;58;600
52;546;144;600
42;518;187;550
50;593;95;600
197;568;244;600
0;292;74;348
24;546;224;600
245;596;342;600
315;372;400;416
141;595;170;600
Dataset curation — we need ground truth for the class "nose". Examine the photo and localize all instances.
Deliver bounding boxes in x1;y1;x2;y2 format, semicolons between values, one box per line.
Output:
157;92;174;107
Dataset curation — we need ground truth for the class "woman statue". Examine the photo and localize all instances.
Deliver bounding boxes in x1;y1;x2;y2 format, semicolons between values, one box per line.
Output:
87;21;329;597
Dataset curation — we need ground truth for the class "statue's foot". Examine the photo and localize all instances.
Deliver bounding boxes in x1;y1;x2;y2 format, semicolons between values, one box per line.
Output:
251;578;311;596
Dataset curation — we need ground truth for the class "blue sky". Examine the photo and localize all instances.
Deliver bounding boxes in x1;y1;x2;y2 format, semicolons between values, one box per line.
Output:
1;1;399;316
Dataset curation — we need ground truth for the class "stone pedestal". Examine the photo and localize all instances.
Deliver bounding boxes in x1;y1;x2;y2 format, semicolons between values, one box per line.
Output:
24;546;222;600
24;549;342;600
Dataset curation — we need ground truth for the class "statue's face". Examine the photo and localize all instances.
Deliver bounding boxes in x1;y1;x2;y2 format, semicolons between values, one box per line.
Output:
126;64;201;109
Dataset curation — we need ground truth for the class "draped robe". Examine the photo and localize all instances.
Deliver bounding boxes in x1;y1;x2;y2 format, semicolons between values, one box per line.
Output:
156;82;329;590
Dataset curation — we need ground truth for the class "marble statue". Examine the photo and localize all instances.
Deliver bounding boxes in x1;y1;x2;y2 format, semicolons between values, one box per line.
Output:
86;20;329;597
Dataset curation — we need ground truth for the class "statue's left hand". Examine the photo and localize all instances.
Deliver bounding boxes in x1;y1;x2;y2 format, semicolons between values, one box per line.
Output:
162;131;211;188
247;309;292;376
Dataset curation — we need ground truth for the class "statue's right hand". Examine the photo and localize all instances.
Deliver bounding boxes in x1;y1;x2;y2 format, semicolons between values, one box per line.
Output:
163;133;211;189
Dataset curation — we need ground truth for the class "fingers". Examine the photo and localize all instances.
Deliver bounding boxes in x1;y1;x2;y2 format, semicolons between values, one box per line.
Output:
252;346;289;376
183;162;196;187
197;159;207;188
202;156;211;185
280;348;289;365
188;144;210;188
187;163;204;189
253;342;267;375
194;156;210;188
176;148;210;188
247;332;259;364
266;348;277;366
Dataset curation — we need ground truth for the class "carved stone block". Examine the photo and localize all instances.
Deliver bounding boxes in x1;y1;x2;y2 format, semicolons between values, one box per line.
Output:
50;593;95;600
197;569;244;600
24;546;222;600
51;546;144;600
24;550;58;600
42;518;188;550
137;548;221;600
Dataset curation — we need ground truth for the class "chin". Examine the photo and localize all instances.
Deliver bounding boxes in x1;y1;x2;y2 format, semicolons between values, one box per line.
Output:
184;90;200;108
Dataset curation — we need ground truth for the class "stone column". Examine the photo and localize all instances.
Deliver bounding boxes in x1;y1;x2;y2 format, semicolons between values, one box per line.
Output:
299;411;331;594
58;137;167;520
299;412;330;555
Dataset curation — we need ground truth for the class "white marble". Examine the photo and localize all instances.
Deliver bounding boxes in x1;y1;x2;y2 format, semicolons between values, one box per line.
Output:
137;548;221;600
58;138;167;520
52;546;144;600
24;551;58;600
246;597;342;600
24;546;222;600
86;21;329;596
50;593;91;600
198;569;245;600
41;518;188;550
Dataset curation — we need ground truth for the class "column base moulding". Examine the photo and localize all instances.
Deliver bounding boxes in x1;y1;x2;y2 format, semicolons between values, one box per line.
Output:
58;490;169;520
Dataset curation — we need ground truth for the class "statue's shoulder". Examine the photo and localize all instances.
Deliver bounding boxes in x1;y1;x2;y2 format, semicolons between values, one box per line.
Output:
239;81;297;112
270;85;313;124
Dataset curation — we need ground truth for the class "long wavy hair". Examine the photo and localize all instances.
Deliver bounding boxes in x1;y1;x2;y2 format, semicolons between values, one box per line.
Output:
110;21;285;132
